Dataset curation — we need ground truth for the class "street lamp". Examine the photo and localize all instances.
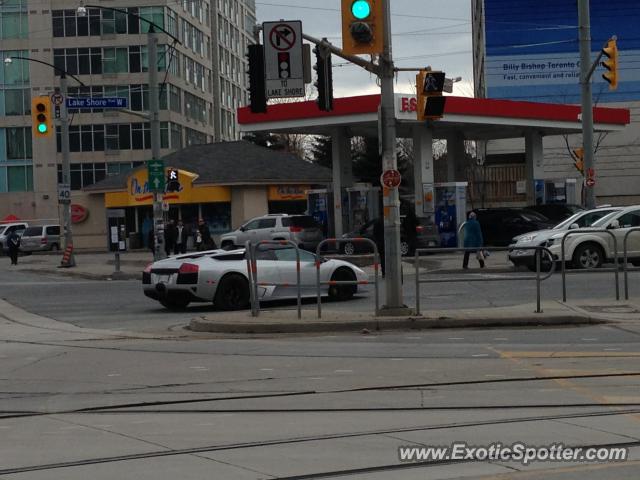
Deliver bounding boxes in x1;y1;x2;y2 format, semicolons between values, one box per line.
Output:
4;55;86;267
77;3;180;261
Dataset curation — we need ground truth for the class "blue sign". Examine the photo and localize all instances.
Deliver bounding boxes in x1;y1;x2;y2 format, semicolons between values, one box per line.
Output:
65;97;128;109
484;0;639;103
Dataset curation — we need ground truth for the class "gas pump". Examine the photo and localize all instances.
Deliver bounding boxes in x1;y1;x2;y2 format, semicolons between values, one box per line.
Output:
307;189;333;238
346;183;381;233
434;182;468;247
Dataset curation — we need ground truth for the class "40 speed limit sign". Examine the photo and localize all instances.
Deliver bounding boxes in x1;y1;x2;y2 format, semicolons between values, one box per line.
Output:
58;183;71;203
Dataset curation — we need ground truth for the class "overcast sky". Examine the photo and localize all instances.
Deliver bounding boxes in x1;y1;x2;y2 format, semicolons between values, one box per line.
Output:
254;0;475;98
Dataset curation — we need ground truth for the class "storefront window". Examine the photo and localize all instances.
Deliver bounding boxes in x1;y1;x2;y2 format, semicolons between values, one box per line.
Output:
201;203;231;234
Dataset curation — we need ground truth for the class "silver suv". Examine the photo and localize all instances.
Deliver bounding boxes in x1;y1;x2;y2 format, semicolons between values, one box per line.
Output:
220;214;324;251
19;225;62;252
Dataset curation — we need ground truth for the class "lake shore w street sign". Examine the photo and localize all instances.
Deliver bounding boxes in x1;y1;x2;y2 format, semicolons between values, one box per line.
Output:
66;97;128;109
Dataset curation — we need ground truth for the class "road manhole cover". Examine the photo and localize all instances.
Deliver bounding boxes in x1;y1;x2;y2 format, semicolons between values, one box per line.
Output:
580;305;640;314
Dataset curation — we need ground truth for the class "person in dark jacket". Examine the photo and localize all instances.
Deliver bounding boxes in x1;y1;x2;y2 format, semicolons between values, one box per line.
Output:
463;211;485;269
7;230;20;265
164;220;176;256
174;221;189;254
197;219;216;251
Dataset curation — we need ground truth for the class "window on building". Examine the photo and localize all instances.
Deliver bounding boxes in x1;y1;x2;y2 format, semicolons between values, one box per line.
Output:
1;0;28;39
3;88;29;116
7;165;31;191
103;47;128;74
6;127;31;159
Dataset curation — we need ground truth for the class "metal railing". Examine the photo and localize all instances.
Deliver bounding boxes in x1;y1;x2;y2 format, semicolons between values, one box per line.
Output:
414;246;555;315
560;229;619;302
623;227;640;300
315;238;380;318
246;240;302;319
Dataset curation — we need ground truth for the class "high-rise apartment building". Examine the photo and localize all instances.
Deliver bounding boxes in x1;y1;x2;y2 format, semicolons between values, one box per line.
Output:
0;0;254;221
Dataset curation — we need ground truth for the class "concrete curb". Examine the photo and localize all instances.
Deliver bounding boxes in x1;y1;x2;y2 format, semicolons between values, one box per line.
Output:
189;313;603;334
18;268;140;281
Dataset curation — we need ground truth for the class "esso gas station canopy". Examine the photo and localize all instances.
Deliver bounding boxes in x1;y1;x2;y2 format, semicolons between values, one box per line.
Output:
237;93;630;139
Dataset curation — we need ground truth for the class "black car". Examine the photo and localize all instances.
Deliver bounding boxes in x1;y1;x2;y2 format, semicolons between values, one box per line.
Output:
526;204;584;222
472;208;556;246
340;217;440;256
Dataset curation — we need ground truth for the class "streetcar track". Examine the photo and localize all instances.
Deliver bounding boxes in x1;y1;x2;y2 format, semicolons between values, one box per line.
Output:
1;410;639;476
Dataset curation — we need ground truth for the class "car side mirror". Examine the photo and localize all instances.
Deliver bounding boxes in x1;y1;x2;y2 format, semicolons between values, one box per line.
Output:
239;226;246;232
569;223;579;230
608;220;620;230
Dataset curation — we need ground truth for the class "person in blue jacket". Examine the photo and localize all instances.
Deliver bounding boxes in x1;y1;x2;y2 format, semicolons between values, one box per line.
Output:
463;211;485;269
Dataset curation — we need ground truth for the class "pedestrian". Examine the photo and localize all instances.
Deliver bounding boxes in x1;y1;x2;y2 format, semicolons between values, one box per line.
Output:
148;229;155;255
197;219;216;250
174;220;189;255
7;230;20;265
164;220;176;256
462;211;485;269
373;217;385;276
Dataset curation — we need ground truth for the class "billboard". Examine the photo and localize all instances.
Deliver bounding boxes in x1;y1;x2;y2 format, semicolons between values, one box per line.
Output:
484;0;640;103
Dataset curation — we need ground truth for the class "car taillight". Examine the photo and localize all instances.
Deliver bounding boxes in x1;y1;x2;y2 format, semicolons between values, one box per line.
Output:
143;263;153;274
416;226;425;233
179;263;199;274
289;226;303;233
41;238;48;244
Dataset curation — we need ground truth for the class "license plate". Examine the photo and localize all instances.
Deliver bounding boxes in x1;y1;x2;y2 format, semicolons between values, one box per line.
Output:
157;274;170;283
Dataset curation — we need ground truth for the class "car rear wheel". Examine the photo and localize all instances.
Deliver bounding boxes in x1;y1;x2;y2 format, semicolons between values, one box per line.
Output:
50;243;59;251
572;243;604;269
215;273;250;311
400;240;411;256
342;242;356;256
328;267;357;301
160;298;190;310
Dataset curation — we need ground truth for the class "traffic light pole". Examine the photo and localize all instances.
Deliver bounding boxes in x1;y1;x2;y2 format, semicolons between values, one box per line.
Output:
578;0;596;209
59;74;75;267
148;27;165;262
379;0;407;314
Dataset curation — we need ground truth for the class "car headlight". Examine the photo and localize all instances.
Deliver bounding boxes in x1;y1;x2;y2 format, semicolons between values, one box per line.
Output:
519;234;537;243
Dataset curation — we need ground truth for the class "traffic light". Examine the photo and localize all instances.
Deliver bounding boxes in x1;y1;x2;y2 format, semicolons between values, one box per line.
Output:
31;96;52;138
166;168;181;192
314;44;333;112
601;38;618;91
247;44;267;113
416;69;446;121
341;0;384;56
573;147;584;175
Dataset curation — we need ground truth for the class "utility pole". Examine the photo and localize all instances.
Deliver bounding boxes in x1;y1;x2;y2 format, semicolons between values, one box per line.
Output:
578;0;596;209
59;74;76;267
148;26;165;261
379;1;406;313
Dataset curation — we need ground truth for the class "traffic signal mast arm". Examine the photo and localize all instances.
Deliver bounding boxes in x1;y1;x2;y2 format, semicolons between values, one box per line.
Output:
302;32;382;77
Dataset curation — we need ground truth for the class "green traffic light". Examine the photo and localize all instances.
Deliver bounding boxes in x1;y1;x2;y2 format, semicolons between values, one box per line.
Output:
38;124;48;134
351;0;371;20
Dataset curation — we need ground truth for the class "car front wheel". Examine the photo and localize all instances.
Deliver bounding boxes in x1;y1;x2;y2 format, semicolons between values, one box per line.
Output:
328;267;357;301
572;243;604;269
342;242;356;256
400;240;411;256
215;273;250;310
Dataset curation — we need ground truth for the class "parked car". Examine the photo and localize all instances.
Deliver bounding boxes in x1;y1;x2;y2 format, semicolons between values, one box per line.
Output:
219;214;324;251
143;246;368;310
545;205;640;269
471;208;556;246
341;216;440;256
527;204;584;222
19;225;62;253
0;222;29;255
508;207;623;270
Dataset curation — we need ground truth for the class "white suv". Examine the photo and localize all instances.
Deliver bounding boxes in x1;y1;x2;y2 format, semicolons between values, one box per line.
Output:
545;205;640;269
219;214;324;251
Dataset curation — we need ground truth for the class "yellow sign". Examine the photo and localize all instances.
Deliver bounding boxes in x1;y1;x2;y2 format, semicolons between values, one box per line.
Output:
268;185;310;201
105;168;231;208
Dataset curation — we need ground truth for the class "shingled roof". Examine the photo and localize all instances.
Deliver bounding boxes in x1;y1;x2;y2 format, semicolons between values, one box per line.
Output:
85;140;332;192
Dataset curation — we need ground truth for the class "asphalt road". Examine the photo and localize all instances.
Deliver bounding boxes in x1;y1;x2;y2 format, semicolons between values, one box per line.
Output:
0;303;639;479
0;268;637;332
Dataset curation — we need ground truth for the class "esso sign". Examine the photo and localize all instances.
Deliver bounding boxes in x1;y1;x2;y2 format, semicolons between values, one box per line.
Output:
70;204;89;224
400;97;418;112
